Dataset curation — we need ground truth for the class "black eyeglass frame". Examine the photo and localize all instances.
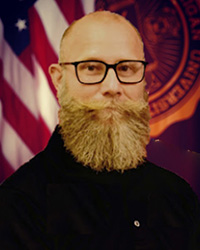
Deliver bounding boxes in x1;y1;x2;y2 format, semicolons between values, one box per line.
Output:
59;60;148;84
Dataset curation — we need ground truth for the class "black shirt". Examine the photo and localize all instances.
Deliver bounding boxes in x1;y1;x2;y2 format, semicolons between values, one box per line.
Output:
0;126;199;249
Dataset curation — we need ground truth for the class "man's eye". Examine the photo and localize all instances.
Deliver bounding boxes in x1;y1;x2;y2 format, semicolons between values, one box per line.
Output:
87;65;96;71
118;65;134;73
119;65;129;71
80;63;101;71
118;63;139;74
79;62;104;75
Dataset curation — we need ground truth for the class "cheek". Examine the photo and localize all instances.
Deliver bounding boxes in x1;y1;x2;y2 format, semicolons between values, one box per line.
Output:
67;83;100;100
124;84;145;101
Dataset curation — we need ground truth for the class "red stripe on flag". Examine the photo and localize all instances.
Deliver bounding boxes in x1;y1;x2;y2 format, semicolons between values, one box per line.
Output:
28;6;58;97
0;77;51;155
55;0;85;24
18;46;34;75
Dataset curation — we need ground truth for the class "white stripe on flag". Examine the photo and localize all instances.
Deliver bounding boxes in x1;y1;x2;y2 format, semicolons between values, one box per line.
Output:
35;0;69;56
81;0;95;14
1;115;34;170
33;56;59;131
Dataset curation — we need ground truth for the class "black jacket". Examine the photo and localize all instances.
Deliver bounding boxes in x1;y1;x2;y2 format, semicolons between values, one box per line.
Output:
0;127;200;249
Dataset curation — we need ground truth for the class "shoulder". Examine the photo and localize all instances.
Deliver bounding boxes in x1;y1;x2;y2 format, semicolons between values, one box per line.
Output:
142;161;192;189
139;161;200;209
0;151;51;248
2;151;45;185
141;161;200;216
0;150;50;207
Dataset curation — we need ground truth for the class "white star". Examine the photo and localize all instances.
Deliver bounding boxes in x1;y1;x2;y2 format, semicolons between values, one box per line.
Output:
15;19;27;32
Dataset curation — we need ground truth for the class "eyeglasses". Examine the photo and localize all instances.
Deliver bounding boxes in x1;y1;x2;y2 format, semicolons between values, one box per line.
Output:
59;60;148;84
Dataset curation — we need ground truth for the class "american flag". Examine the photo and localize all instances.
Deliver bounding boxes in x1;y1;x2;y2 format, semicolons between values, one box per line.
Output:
1;0;200;197
0;0;95;180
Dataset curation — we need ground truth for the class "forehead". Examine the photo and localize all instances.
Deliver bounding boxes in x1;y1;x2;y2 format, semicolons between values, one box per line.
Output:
60;15;144;62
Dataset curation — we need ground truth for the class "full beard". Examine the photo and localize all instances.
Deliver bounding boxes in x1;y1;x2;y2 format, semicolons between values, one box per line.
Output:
58;83;151;172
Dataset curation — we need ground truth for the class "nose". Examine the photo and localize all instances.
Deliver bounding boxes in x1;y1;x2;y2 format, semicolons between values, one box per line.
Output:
100;68;123;98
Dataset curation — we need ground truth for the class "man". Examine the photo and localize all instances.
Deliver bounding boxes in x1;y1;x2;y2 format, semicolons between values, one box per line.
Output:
0;11;199;249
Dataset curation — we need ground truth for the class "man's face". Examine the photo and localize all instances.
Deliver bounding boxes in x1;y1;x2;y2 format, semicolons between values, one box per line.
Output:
60;18;146;103
49;15;150;172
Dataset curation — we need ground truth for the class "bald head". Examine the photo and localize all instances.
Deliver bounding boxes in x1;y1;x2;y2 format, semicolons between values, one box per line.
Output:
59;11;144;63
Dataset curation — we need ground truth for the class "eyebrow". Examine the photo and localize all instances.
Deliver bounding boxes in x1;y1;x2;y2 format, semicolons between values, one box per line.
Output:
75;57;143;63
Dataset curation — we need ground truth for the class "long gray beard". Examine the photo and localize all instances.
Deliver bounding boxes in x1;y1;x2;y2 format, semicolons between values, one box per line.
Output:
58;89;150;172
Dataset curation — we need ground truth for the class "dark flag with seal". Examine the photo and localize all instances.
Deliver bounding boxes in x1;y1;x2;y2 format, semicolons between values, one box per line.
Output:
95;0;200;198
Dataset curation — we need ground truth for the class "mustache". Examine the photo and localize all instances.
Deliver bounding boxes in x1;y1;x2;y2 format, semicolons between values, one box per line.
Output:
59;96;151;128
63;97;149;114
81;99;150;121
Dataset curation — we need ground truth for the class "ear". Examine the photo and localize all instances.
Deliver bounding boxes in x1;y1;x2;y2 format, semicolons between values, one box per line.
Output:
48;64;62;90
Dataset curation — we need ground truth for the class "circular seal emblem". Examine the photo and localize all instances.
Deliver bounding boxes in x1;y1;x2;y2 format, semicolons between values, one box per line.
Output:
96;0;200;137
